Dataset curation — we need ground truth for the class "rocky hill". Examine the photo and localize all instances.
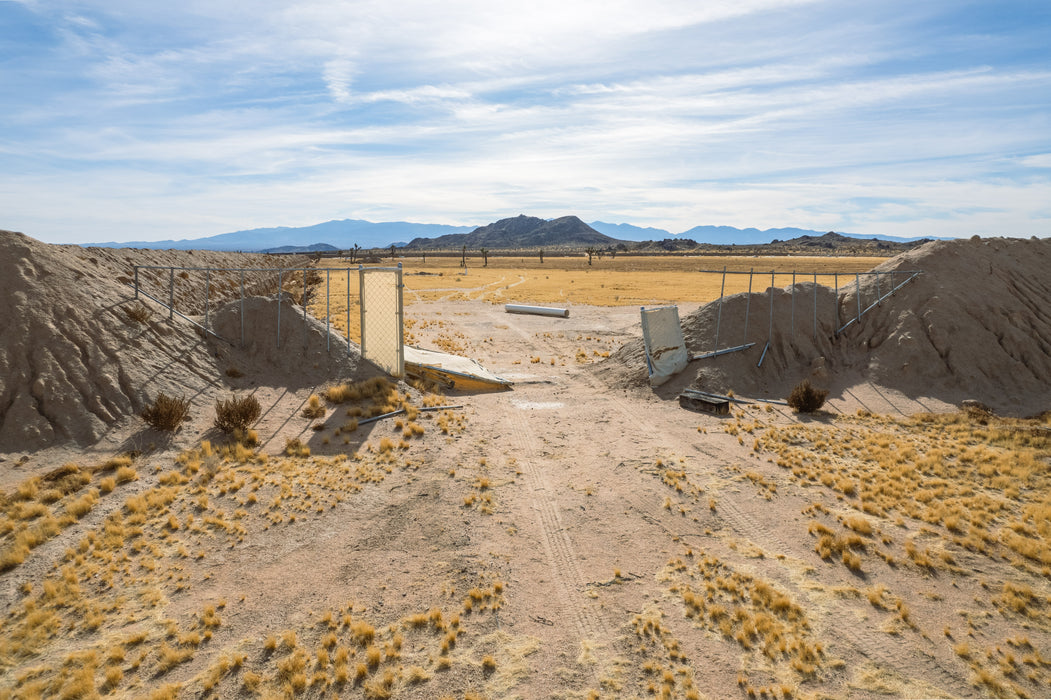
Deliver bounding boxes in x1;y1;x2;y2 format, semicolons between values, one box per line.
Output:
403;215;618;250
628;232;927;256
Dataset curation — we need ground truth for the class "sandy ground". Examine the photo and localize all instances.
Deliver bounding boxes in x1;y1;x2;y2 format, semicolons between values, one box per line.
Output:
3;235;1051;699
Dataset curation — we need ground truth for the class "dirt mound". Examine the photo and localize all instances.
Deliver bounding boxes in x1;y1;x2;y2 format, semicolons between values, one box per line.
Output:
208;295;380;387
600;237;1051;416
0;231;324;451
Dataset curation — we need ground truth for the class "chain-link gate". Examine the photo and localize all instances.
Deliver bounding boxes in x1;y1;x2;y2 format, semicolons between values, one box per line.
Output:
359;264;404;378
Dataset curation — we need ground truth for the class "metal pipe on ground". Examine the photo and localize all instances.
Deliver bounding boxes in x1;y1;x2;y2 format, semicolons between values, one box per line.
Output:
356;404;464;427
692;342;755;361
504;304;569;318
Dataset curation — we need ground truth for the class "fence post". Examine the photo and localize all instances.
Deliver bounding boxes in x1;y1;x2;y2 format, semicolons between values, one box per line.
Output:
875;271;881;305
812;272;817;341
240;270;245;347
134;266;139;299
743;268;752;345
714;266;726;354
351;265;355;355
768;270;775;344
855;273;861;324
302;269;307;323
791;271;795;333
359;265;366;359
277;270;282;348
326;268;331;351
168;267;174;320
834;273;839;337
205;268;211;329
396;263;404;377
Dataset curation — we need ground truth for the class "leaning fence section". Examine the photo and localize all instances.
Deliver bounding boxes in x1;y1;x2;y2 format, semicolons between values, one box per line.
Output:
127;265;405;374
694;268;922;367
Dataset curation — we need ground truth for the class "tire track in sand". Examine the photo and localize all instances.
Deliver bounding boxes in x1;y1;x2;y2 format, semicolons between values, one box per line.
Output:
505;407;610;640
573;372;966;692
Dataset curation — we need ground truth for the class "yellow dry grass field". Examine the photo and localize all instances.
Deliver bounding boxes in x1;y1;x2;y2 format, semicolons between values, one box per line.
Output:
312;255;885;344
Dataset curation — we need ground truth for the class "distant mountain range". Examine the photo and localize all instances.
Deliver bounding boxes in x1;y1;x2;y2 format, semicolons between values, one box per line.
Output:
84;215;939;252
589;221;939;245
86;219;474;252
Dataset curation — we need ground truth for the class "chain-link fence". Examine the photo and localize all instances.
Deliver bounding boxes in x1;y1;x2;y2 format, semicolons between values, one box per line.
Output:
359;264;405;377
692;268;922;366
128;265;405;375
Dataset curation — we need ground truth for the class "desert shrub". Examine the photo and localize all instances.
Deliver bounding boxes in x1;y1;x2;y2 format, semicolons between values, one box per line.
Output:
124;303;152;324
787;380;828;413
214;394;261;434
142;394;191;431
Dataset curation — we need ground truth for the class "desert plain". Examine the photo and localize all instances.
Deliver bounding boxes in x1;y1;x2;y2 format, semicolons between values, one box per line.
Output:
1;231;1051;699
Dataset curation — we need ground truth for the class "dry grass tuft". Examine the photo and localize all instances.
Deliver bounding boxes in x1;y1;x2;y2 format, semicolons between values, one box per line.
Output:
303;394;326;419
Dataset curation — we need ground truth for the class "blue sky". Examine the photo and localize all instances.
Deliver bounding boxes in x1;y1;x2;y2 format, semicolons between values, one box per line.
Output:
2;0;1050;244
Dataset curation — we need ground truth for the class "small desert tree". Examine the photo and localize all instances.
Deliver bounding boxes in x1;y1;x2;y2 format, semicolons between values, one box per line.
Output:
538;249;544;264
585;247;595;265
480;248;489;267
787;379;828;413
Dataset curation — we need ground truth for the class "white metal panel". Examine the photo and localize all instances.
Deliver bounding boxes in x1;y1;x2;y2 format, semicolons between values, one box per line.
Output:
359;266;404;377
640;305;688;386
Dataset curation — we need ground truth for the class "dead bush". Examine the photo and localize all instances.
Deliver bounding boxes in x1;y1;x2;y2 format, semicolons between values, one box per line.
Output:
787;379;828;413
214;394;261;433
124;303;152;325
141;394;191;431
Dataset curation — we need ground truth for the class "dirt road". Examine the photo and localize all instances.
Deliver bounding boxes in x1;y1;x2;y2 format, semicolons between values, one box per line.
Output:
391;300;974;698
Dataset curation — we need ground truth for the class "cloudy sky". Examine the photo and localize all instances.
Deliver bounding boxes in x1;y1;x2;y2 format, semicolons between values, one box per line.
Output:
2;0;1050;243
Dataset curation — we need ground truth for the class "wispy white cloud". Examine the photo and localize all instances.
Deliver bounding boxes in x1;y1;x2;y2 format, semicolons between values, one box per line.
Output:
1019;153;1051;168
322;58;356;103
1;0;1049;242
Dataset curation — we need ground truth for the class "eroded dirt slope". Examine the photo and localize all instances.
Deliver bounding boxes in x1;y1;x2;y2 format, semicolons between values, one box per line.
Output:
0;231;312;451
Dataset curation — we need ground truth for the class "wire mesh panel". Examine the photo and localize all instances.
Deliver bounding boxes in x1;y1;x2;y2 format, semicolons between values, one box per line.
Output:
359;265;404;377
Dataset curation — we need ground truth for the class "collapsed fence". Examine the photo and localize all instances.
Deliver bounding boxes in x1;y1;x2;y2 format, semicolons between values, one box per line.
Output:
642;267;922;384
698;268;922;367
127;260;920;387
127;264;405;377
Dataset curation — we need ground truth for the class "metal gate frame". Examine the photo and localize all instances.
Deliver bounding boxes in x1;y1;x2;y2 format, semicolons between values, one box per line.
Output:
359;264;405;378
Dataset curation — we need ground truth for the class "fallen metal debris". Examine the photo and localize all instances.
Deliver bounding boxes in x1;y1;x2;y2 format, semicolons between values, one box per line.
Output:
678;389;731;415
356;404;464;427
505;303;570;318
